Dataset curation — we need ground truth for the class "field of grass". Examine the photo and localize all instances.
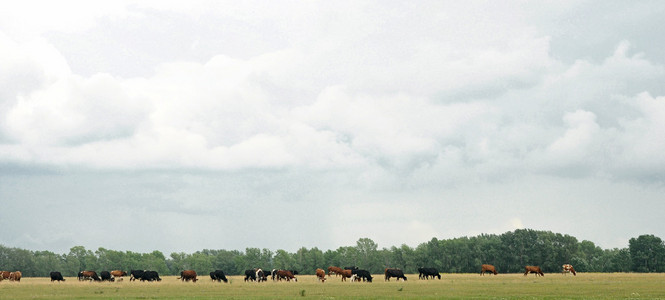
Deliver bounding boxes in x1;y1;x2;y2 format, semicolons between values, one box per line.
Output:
1;273;664;299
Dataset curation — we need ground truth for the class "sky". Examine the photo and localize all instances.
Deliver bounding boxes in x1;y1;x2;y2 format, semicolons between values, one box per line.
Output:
1;1;665;255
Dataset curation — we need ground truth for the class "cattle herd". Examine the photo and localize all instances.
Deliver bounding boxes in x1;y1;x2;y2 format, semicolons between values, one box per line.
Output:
0;264;578;284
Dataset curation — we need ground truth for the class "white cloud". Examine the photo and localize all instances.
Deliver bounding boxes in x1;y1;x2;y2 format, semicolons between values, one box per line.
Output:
548;110;599;158
1;1;665;253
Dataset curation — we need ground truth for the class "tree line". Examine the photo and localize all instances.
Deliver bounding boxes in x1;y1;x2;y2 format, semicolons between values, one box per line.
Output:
1;229;663;277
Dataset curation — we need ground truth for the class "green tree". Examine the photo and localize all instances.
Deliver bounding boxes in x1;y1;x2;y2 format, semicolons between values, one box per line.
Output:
273;249;295;270
355;238;381;273
629;234;665;272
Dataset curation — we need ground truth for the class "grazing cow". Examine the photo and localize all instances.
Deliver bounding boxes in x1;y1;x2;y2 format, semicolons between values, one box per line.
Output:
524;266;544;277
316;268;326;283
327;266;343;278
110;270;127;278
179;270;198;282
339;269;353;282
385;268;407;281
418;267;441;280
244;269;257;282
352;269;373;282
129;270;144;281
344;266;359;270
256;269;267;282
100;271;115;282
140;270;162;281
262;269;271;281
562;264;577;276
9;271;22;282
50;271;65;282
275;270;297;282
0;271;10;280
481;264;498;276
79;271;101;281
210;270;229;283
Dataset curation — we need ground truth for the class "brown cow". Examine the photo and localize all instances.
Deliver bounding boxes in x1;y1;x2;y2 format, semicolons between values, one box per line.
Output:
327;266;343;278
111;270;127;278
316;268;326;283
79;270;102;281
562;264;576;276
339;269;353;282
0;271;10;280
9;271;22;282
524;266;544;276
179;270;198;282
275;270;297;282
480;264;498;275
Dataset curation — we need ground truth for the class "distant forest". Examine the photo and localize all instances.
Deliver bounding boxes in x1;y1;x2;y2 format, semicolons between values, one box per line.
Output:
1;229;663;277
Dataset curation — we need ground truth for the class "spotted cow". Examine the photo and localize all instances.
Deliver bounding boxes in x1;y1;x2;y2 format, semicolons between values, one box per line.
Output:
562;264;576;276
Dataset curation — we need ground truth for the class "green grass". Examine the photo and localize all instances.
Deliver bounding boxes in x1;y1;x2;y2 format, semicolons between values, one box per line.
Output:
1;273;664;299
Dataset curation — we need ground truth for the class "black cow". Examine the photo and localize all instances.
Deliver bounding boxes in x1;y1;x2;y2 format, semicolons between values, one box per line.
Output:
261;269;273;281
418;267;441;280
352;269;373;282
140;270;161;281
50;271;65;282
344;266;358;270
244;269;257;282
130;270;144;281
385;268;407;281
100;271;115;282
210;270;229;283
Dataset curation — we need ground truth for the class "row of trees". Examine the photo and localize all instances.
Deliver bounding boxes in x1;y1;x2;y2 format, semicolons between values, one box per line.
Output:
1;229;663;277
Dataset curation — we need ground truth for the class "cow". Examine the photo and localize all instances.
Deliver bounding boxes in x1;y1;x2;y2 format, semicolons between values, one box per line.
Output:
0;271;10;280
344;266;359;270
140;270;162;281
316;268;326;283
327;266;343;278
100;271;115;282
210;270;229;283
50;271;65;282
481;264;498;276
129;270;144;281
524;266;544;277
339;269;353;282
262;269;271;281
418;267;441;280
562;264;577;276
244;269;257;282
110;270;127;278
274;270;297;282
385;268;407;281
9;271;22;282
179;270;198;282
78;271;101;281
256;269;267;282
352;269;373;282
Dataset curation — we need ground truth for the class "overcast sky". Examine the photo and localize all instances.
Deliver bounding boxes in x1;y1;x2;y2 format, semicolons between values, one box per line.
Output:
1;1;665;255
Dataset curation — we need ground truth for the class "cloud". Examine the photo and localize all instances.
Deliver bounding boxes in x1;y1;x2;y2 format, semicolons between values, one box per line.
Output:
1;1;665;253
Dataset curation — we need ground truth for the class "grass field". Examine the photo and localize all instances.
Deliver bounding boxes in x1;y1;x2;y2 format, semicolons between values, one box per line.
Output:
1;273;664;299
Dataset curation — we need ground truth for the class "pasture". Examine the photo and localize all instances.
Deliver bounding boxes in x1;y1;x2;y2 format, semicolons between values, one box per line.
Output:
1;273;664;299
